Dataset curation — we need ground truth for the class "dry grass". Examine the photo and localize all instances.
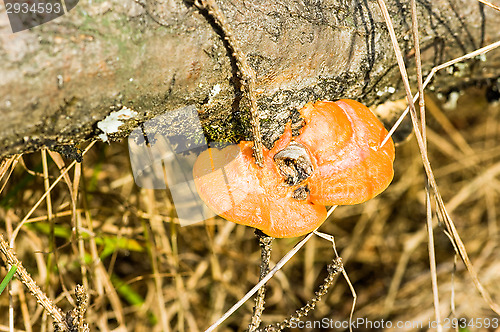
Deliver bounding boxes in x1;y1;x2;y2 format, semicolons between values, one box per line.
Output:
1;85;500;332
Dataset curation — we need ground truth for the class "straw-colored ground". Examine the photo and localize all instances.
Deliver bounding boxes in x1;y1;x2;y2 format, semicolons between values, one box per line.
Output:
1;85;500;331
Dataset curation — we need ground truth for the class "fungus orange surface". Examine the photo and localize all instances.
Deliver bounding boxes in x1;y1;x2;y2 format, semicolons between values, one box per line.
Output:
193;99;395;238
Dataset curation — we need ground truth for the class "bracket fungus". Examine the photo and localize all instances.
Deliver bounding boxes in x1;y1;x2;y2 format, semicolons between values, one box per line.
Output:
193;100;395;238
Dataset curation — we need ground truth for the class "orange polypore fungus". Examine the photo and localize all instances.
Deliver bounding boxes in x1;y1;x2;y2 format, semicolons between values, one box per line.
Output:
193;99;395;238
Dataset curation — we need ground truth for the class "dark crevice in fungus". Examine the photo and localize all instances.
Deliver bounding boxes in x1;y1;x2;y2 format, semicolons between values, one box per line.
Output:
273;142;313;186
292;185;310;201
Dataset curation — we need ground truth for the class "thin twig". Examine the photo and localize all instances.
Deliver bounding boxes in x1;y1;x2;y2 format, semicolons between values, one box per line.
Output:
380;39;500;148
257;258;344;332
376;0;416;118
247;231;273;332
194;0;264;166
74;285;90;332
426;190;442;332
204;232;314;332
9;280;14;331
0;234;69;331
377;0;500;316
409;0;442;329
204;206;338;332
41;148;57;317
409;0;425;145
313;230;357;332
477;0;500;12
0;155;21;196
451;255;458;318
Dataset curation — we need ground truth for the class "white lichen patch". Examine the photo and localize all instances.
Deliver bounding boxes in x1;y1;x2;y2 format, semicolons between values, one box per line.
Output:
209;84;221;98
376;86;396;97
97;106;138;142
206;84;222;106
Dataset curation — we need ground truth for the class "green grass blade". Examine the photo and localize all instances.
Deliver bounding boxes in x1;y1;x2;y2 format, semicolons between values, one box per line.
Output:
0;265;18;295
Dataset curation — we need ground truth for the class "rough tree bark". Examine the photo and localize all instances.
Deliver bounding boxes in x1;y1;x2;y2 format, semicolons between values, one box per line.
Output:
0;0;499;158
